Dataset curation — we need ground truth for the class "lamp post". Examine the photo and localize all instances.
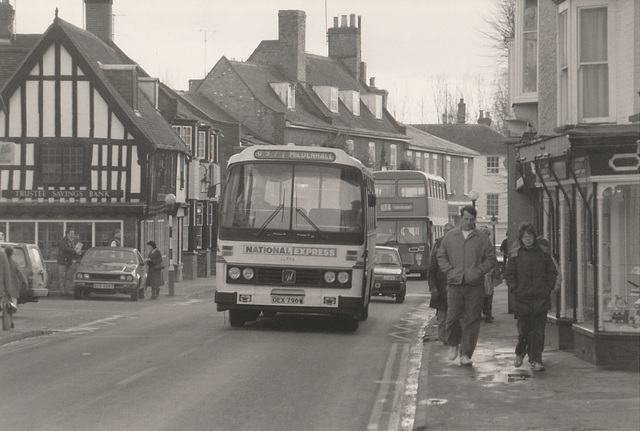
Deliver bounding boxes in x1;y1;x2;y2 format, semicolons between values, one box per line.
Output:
164;193;176;296
468;190;479;209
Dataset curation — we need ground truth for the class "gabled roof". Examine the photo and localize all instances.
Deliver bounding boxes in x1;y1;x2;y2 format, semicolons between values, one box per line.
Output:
411;124;507;155
1;17;187;154
404;125;479;157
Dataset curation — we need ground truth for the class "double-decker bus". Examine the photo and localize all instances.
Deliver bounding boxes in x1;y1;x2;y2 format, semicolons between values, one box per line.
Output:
215;145;377;331
373;170;448;278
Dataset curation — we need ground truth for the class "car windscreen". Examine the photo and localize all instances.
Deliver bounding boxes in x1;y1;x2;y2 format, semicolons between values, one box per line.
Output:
83;249;137;263
220;162;364;235
375;249;400;265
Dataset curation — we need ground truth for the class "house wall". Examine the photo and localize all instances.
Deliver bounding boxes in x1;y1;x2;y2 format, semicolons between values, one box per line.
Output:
538;0;557;134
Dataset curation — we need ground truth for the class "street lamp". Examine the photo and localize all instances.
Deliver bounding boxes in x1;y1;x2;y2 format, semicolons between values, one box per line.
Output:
164;193;176;296
468;190;479;208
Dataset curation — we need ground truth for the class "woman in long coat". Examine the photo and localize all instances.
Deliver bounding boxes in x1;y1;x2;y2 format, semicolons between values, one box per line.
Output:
145;241;164;300
505;223;557;371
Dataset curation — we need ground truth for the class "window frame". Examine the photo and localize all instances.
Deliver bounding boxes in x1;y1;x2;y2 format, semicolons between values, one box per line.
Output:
486;156;500;174
514;0;539;103
36;143;88;187
486;193;499;217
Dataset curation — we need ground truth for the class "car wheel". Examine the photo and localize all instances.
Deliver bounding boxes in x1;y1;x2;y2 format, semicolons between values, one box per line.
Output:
358;302;369;321
395;288;406;304
73;286;82;299
130;287;139;301
229;310;246;327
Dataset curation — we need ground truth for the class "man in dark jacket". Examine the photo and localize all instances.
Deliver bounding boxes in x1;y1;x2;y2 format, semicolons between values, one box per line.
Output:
427;223;454;343
57;228;80;296
437;206;496;366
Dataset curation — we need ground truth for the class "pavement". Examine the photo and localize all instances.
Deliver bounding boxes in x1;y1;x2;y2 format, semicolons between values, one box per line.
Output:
2;279;639;430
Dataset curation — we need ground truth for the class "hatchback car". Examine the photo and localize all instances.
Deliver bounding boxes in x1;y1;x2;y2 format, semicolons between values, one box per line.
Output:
73;247;147;301
372;246;408;303
0;242;49;304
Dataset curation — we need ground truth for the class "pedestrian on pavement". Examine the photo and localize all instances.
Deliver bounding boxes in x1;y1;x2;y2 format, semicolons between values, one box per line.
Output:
57;228;81;296
110;229;121;247
4;246;27;329
505;223;558;372
0;248;14;329
427;222;457;344
145;240;164;300
481;227;501;323
437;205;496;366
500;231;509;276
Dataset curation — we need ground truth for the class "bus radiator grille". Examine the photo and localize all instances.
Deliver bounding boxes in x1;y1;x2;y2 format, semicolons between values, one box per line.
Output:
257;267;322;286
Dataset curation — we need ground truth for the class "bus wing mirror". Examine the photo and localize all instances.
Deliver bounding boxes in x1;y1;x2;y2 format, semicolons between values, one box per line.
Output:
368;193;376;207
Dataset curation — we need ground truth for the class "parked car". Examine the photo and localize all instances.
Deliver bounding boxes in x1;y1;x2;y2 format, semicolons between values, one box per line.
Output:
73;247;147;301
0;242;49;304
372;246;408;303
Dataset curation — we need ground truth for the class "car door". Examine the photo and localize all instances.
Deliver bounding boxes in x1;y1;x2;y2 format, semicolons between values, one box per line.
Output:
136;250;148;288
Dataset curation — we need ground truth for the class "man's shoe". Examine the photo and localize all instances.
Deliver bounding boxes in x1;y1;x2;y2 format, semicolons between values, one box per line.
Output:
514;354;525;368
460;355;473;366
448;345;458;361
484;315;495;323
531;362;546;371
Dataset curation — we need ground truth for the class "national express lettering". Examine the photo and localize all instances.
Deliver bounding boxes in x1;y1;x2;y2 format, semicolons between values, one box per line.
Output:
243;245;337;257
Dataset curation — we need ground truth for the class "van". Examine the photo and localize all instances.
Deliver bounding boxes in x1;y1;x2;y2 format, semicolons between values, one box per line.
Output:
0;242;49;303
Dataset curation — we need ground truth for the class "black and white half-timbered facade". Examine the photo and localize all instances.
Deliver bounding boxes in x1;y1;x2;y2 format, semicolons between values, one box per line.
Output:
0;1;190;288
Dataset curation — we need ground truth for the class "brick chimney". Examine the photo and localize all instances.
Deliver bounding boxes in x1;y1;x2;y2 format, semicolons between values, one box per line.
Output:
278;10;306;83
85;0;113;43
478;109;492;127
0;0;15;44
328;13;362;80
457;98;466;124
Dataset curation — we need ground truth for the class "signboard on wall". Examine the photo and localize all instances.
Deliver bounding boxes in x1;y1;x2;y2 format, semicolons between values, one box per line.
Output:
2;190;124;199
0;142;16;165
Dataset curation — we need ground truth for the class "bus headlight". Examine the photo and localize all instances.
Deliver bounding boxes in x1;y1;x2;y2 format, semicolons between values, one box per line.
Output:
337;271;349;284
324;271;336;284
228;267;241;280
242;267;255;280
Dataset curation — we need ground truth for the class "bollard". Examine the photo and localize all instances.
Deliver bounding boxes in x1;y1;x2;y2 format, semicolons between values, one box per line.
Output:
168;265;175;296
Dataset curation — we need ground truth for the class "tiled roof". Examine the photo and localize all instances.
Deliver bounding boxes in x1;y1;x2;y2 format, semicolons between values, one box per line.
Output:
411;124;507;155
0;35;40;88
404;125;479;156
226;57;407;140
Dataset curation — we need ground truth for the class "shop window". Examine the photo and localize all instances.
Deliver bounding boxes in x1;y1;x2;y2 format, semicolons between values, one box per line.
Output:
8;222;35;244
182;206;190;251
67;222;92;253
600;185;640;333
95;222;122;247
38;144;86;186
195;203;204;249
37;222;64;260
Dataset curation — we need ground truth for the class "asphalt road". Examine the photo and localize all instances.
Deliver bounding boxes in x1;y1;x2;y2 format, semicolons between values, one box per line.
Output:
0;278;433;431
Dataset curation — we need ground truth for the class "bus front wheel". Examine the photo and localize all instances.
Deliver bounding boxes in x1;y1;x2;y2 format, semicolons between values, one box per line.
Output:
229;310;246;327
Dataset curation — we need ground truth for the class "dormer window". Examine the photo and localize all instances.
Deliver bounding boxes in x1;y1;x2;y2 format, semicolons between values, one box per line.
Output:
362;93;383;119
270;82;295;109
339;90;360;116
313;86;339;113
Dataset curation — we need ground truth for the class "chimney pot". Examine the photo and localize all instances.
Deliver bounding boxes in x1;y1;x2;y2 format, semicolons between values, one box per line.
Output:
457;98;466;124
350;14;356;27
370;77;376;88
333;16;338;27
341;15;347;27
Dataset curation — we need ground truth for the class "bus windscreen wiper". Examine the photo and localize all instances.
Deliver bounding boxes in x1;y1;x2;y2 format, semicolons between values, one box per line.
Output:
296;208;327;239
254;204;284;236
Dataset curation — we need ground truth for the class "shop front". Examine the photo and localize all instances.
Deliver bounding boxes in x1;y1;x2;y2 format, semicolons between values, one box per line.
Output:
514;125;639;369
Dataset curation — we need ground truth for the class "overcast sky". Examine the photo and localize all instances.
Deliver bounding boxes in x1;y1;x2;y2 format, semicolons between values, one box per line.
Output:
13;0;501;123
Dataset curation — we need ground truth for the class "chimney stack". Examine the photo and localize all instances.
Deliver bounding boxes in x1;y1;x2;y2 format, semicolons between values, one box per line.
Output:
0;0;15;43
457;98;466;124
327;13;362;80
85;0;113;43
278;10;306;83
478;109;492;127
